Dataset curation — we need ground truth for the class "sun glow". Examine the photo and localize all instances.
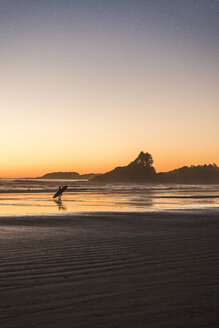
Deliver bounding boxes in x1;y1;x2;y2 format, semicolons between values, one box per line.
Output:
0;1;218;178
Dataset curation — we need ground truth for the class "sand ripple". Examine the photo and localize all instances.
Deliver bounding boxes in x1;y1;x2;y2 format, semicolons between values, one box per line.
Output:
0;212;218;327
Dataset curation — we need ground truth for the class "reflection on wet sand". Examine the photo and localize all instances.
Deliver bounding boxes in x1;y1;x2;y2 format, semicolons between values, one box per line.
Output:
129;191;153;208
0;188;219;216
54;199;67;211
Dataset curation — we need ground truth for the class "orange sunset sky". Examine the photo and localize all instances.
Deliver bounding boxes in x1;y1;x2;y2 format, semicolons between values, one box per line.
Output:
0;1;218;178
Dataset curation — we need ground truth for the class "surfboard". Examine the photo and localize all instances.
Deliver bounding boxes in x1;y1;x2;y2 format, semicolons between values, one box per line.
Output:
53;186;67;199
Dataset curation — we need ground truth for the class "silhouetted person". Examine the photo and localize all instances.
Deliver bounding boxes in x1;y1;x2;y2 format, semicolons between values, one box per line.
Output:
58;186;62;201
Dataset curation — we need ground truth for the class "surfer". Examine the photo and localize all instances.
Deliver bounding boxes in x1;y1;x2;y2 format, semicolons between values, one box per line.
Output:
58;187;62;201
53;185;68;200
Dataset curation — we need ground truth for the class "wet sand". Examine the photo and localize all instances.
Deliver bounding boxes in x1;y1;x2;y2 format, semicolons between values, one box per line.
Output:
0;211;218;327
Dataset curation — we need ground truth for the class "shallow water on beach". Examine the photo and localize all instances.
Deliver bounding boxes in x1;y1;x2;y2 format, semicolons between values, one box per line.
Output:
0;179;218;216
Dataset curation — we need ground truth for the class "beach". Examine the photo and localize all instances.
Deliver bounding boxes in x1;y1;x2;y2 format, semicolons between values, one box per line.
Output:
1;0;219;326
0;211;218;328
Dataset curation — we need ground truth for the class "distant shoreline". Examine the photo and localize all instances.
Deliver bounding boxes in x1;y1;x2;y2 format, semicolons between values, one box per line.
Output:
0;177;219;185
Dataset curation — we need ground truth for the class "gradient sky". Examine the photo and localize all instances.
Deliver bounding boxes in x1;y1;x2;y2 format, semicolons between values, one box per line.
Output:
0;0;219;177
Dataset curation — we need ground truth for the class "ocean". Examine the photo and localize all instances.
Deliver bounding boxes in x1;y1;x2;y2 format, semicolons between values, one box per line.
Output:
0;179;218;216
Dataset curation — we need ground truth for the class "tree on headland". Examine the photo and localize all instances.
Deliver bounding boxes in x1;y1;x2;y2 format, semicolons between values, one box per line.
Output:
127;151;155;171
133;151;154;167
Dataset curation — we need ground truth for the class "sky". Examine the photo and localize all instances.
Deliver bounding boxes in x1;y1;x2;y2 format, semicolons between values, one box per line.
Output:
0;0;219;178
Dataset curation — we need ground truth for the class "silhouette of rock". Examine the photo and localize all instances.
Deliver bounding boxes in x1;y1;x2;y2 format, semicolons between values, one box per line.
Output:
40;172;99;180
91;152;219;184
158;164;219;184
81;173;100;180
92;152;156;183
40;154;219;184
